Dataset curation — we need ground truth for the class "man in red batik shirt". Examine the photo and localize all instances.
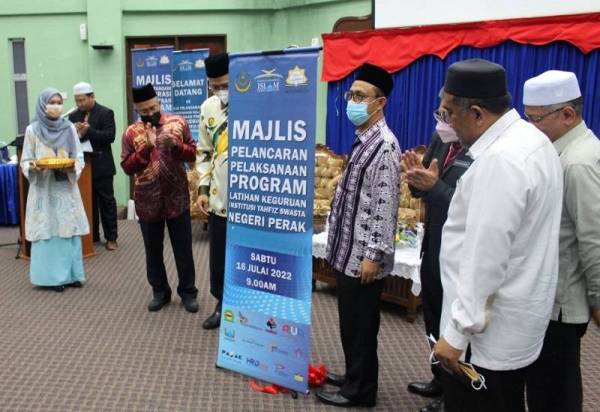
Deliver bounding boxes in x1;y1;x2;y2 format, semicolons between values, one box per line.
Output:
121;83;199;313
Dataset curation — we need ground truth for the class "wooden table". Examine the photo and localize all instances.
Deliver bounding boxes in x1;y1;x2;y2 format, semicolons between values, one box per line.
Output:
313;258;421;322
312;221;422;322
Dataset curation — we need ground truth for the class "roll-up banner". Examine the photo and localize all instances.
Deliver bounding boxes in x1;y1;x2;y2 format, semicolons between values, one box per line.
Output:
216;47;319;394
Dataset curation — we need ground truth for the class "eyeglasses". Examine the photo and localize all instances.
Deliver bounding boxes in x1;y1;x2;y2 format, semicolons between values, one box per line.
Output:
524;106;568;123
344;91;377;103
434;109;450;124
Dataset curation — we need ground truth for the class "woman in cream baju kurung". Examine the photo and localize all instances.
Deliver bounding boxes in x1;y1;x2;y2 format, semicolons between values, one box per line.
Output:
20;88;89;292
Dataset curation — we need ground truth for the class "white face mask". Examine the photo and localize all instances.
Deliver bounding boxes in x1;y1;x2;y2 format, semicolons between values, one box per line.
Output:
46;103;64;118
435;120;459;143
215;90;229;106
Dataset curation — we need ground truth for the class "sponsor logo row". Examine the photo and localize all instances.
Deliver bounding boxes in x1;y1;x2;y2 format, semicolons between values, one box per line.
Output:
220;349;305;382
224;309;306;339
224;329;305;359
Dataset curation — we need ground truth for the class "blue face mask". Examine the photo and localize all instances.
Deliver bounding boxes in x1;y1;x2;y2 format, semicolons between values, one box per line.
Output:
346;101;370;126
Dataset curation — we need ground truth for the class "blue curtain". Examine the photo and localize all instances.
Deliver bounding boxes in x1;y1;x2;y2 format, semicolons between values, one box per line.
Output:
326;40;600;154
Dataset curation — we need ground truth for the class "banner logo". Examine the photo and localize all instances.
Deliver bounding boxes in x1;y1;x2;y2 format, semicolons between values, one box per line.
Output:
281;324;303;338
221;349;242;363
269;344;289;356
255;69;283;93
177;59;193;71
286;65;308;87
235;70;252;93
266;317;277;334
247;357;269;371
275;363;288;377
241;338;265;349
145;56;158;67
239;311;261;330
223;328;236;342
239;311;249;325
224;309;235;322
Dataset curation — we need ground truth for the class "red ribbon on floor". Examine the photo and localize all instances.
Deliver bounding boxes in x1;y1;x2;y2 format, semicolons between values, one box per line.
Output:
249;364;329;395
308;364;328;387
249;380;289;395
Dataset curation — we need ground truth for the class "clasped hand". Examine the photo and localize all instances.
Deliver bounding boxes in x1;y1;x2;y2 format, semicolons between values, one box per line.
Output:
404;150;439;191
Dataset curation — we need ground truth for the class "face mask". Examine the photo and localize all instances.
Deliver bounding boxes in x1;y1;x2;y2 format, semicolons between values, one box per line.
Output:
346;101;372;126
215;90;229;106
46;104;63;118
436;120;459;143
141;111;161;127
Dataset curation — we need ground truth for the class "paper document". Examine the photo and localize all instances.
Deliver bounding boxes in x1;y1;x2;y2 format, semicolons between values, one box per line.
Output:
81;140;93;153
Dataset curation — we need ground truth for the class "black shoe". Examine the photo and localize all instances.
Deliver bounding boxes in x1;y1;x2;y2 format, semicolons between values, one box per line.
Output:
420;399;445;412
67;281;83;288
147;294;171;312
326;372;346;387
315;389;375;408
408;379;443;398
202;308;221;329
51;285;65;293
182;297;199;313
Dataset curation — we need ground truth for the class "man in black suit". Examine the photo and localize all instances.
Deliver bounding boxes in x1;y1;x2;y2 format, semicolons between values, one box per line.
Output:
69;82;118;251
405;114;472;412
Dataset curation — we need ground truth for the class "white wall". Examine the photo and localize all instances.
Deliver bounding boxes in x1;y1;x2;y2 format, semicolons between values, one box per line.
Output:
375;0;600;29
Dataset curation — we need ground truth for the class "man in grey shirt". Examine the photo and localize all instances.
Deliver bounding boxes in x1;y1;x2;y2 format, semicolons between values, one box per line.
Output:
523;70;600;412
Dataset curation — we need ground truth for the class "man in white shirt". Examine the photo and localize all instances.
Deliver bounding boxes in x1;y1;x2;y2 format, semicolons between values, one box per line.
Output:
433;59;563;412
522;70;600;412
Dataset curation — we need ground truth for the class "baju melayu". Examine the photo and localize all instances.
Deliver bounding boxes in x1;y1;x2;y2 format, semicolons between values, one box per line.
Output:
121;113;198;300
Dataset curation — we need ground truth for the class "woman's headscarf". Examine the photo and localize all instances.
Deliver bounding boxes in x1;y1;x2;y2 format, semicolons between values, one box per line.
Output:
31;87;77;157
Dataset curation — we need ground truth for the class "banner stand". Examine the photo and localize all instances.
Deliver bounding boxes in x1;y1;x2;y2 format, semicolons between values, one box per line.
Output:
216;47;320;394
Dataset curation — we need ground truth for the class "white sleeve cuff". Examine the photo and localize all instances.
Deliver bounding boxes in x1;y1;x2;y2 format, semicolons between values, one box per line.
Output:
443;321;470;351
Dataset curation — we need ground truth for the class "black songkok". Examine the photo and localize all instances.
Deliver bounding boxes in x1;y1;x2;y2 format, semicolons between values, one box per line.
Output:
205;52;229;78
356;63;393;97
444;58;508;98
132;83;157;103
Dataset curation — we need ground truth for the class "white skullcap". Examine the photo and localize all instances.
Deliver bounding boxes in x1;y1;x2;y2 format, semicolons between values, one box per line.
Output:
73;82;93;95
523;70;581;106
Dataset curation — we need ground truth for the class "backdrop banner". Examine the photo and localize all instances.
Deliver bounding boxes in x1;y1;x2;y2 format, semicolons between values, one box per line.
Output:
131;46;174;117
172;49;209;140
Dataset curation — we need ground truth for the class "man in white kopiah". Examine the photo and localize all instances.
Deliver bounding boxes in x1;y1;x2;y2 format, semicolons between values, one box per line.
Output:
69;81;118;251
523;70;600;412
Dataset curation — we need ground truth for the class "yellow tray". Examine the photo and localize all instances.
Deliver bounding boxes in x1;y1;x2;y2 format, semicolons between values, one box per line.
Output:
36;158;75;169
